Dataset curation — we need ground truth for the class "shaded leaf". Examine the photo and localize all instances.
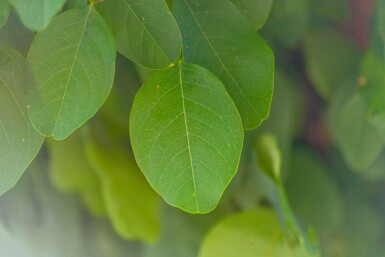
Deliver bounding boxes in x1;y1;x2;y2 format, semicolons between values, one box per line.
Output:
173;0;274;129
7;0;66;31
67;0;87;9
27;6;116;140
130;63;243;214
0;43;44;196
0;0;9;28
230;0;273;30
199;208;319;257
86;141;160;242
96;0;181;69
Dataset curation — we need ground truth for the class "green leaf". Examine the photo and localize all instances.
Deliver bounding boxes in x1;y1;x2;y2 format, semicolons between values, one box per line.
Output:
130;63;244;214
230;0;273;30
303;29;360;99
334;93;383;171
0;0;9;28
47;131;106;217
96;0;181;69
254;132;282;182
67;0;87;10
173;0;274;129
86;141;160;242
27;6;116;140
7;0;66;31
199;208;319;257
0;43;44;196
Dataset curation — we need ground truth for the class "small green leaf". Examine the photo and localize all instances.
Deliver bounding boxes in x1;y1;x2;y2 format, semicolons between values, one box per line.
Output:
0;0;10;28
199;208;319;257
47;131;106;217
86;141;160;242
96;0;181;69
173;0;274;129
130;63;244;214
254;132;282;182
230;0;273;30
7;0;66;31
0;43;44;196
27;6;116;140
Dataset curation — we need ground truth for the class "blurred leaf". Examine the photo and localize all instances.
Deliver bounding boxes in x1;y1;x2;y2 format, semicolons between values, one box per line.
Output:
0;0;9;28
27;6;116;140
47;131;106;217
334;93;383;171
67;0;87;9
0;12;34;55
96;0;181;69
199;208;319;257
173;0;274;129
86;141;161;242
230;0;273;30
0;43;44;196
130;63;243;214
286;147;343;235
304;29;360;99
310;0;349;23
7;0;66;31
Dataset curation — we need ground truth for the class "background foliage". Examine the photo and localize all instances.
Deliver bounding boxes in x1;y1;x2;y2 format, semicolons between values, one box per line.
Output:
1;0;385;256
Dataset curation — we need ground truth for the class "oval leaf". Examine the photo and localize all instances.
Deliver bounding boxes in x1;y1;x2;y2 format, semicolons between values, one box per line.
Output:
96;0;181;69
7;0;66;31
27;6;116;140
199;208;319;257
0;43;44;196
130;63;244;214
173;0;274;129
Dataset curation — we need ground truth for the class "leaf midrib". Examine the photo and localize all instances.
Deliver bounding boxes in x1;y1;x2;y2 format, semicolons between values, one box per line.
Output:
182;0;261;120
52;6;92;136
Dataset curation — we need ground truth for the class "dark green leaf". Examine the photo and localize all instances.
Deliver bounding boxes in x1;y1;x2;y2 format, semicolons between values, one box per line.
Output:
0;43;44;196
27;6;116;140
7;0;66;31
130;63;243;214
86;141;161;242
173;0;274;129
199;208;319;257
230;0;273;30
0;0;9;28
96;0;181;69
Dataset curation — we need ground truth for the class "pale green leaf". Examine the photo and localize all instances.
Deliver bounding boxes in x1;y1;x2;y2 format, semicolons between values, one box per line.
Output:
86;141;160;242
230;0;273;30
199;208;319;257
27;6;116;140
173;0;274;129
96;0;181;69
0;43;44;196
67;0;87;9
130;63;243;214
7;0;66;31
47;131;106;217
0;0;9;28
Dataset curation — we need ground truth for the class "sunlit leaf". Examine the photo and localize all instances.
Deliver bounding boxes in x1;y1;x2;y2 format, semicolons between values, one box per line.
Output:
173;0;274;129
27;6;116;140
130;63;243;213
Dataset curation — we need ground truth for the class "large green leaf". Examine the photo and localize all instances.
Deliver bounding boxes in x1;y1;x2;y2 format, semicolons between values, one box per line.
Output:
199;208;319;257
230;0;273;30
0;0;9;28
27;6;116;140
96;0;181;69
130;63;243;214
173;0;274;129
0;43;44;196
86;141;160;242
7;0;66;31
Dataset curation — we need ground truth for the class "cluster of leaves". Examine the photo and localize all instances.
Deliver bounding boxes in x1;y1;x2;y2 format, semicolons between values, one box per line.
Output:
1;0;385;256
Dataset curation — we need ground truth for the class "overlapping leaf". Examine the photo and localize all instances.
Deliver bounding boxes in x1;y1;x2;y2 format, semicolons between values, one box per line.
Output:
7;0;66;31
230;0;273;30
0;43;44;196
173;0;274;129
27;6;116;140
96;0;181;69
0;0;9;28
130;63;243;214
